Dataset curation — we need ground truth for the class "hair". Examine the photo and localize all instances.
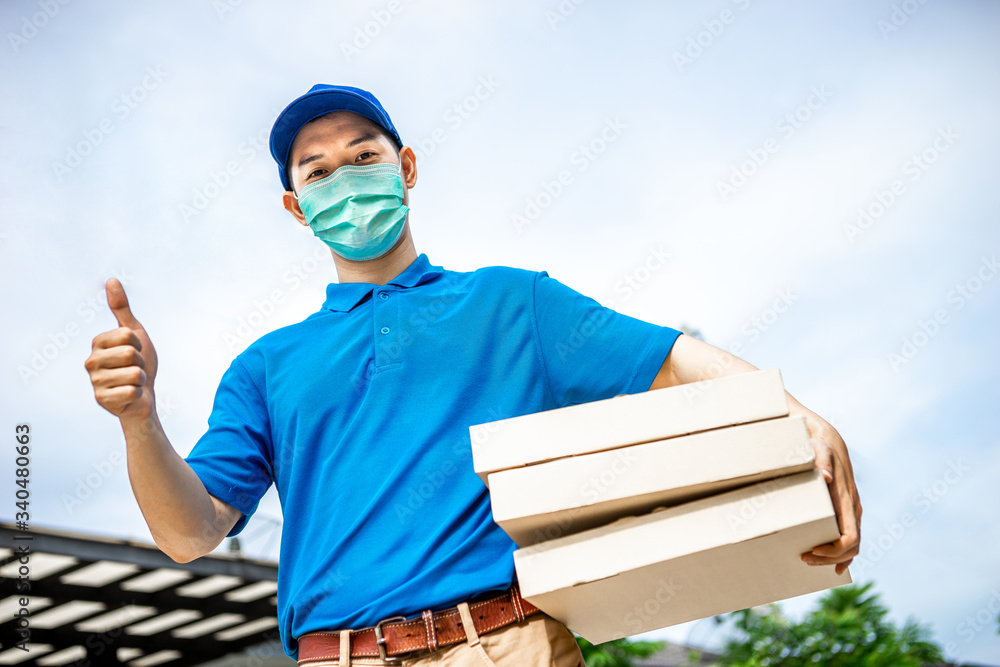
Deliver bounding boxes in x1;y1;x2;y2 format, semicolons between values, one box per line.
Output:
286;112;402;194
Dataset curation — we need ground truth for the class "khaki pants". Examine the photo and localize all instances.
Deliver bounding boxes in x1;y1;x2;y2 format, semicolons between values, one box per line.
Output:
297;609;585;667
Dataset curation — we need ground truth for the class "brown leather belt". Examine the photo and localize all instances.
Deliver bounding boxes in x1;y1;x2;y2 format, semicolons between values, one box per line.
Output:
296;583;541;664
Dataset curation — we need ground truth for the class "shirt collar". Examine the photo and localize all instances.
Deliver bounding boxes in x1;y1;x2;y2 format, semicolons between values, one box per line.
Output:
322;253;445;312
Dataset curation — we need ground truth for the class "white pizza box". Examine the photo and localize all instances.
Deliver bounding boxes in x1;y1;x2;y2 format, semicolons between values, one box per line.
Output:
470;369;789;484
490;415;814;546
513;468;851;644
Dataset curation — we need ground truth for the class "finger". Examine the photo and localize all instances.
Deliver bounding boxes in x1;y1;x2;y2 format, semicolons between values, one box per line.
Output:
813;490;860;555
95;384;143;412
106;278;142;330
803;539;860;560
813;496;860;552
812;440;834;483
835;559;854;576
821;461;861;554
92;327;143;352
90;366;148;389
812;512;860;558
811;533;859;558
86;345;146;372
801;548;858;566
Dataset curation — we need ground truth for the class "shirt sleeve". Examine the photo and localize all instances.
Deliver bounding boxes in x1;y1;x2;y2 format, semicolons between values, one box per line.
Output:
531;270;683;408
184;355;274;537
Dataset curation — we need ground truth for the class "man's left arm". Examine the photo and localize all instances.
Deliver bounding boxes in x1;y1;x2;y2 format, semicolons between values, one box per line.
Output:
649;334;862;575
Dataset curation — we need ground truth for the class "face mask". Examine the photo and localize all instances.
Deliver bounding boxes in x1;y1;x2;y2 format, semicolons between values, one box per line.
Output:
295;162;409;261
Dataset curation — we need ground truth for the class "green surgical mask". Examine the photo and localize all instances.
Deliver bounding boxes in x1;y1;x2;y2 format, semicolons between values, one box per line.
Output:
295;162;409;261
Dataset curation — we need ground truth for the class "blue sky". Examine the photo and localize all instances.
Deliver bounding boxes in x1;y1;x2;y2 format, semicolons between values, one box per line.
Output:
2;0;998;663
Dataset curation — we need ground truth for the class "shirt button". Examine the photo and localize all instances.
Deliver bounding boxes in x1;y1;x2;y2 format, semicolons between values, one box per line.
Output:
379;292;389;300
380;326;390;335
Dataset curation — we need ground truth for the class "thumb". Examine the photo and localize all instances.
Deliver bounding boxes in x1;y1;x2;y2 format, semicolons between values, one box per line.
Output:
106;278;142;330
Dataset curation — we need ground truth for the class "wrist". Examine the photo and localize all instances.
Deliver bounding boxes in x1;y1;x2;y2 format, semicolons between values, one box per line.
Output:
120;403;162;440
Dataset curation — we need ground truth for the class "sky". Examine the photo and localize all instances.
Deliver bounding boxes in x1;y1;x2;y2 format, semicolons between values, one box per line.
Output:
2;0;999;663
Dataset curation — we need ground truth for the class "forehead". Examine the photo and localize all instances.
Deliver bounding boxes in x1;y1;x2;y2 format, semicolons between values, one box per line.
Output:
289;110;386;160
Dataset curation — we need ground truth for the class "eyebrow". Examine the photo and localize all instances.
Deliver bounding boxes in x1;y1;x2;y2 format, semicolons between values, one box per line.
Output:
346;132;379;148
295;133;381;169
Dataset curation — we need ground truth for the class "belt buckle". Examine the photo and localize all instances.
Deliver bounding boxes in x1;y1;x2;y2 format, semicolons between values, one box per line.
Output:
374;615;408;663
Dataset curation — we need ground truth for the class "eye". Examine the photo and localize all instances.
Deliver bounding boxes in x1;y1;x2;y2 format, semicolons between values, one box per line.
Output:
356;151;376;162
307;168;327;180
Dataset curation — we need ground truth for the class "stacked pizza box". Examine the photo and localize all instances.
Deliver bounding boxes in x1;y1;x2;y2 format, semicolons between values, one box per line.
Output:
469;369;851;644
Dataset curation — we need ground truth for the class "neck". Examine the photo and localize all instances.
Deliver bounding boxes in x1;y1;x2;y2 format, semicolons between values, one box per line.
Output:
331;224;418;285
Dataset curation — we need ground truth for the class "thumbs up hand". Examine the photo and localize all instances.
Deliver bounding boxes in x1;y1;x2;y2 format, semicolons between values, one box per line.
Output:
85;278;159;420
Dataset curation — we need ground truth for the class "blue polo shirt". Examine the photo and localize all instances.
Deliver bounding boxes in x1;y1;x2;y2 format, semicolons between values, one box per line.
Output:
183;253;682;661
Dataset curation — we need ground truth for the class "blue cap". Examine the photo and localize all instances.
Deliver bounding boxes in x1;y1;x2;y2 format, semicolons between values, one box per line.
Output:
269;84;403;192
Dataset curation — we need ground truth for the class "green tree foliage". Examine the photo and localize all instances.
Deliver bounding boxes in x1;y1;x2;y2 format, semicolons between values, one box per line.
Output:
576;636;665;667
718;582;944;666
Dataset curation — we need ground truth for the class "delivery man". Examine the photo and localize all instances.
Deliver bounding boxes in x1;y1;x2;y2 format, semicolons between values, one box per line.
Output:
84;84;862;666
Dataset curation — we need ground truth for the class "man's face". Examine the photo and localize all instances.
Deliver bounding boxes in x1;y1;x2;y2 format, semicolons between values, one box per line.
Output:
282;110;416;227
287;110;399;193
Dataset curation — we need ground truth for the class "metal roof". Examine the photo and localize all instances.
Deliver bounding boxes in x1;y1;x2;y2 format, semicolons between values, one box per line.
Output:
0;521;292;666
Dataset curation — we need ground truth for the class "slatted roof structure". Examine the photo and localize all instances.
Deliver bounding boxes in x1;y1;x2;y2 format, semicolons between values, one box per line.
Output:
0;521;289;666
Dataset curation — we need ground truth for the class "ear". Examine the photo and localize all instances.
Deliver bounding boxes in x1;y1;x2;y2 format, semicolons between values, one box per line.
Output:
399;146;417;189
282;190;309;226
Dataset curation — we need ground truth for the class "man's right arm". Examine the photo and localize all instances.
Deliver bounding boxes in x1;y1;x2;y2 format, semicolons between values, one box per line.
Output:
86;278;240;563
120;413;242;563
